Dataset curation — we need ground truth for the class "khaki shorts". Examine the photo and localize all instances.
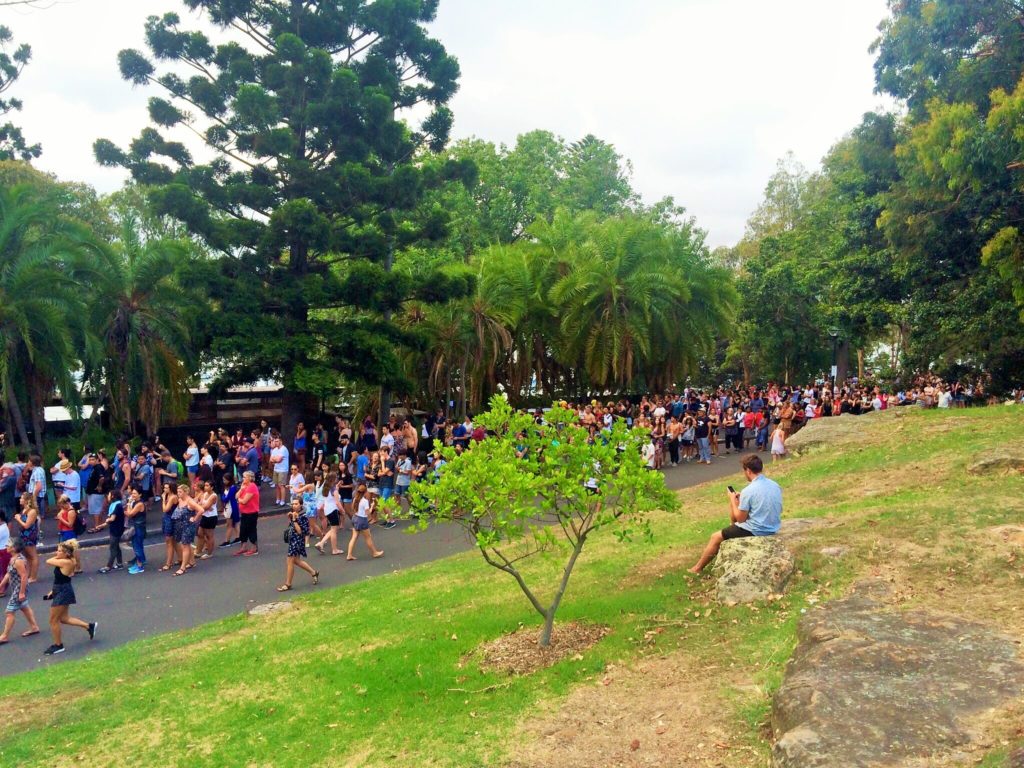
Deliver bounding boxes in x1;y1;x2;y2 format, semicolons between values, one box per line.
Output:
274;471;288;485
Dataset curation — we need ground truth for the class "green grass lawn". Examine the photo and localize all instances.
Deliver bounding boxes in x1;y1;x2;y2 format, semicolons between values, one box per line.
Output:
1;407;1023;767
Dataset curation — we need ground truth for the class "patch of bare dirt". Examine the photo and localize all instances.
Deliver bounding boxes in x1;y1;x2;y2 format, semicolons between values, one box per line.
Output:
506;653;763;768
476;622;609;676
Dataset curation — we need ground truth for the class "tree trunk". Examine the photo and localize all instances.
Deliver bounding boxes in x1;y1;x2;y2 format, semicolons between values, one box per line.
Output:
6;387;29;448
857;348;864;381
29;386;45;454
458;350;469;419
444;363;452;420
539;536;588;647
741;359;750;389
378;239;395;427
836;340;850;386
280;389;316;455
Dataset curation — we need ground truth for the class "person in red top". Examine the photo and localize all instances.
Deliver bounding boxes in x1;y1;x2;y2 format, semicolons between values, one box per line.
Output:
471;425;486;443
235;471;260;557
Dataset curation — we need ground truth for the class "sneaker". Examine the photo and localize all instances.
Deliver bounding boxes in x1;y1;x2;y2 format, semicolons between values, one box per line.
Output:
43;644;65;655
232;549;247;557
199;553;211;560
243;549;259;557
98;567;112;574
382;521;398;529
128;565;145;575
218;541;232;548
112;564;124;571
231;538;241;545
87;622;97;640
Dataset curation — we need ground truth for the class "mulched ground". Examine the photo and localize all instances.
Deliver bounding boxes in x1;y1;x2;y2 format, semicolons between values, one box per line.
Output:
477;622;610;676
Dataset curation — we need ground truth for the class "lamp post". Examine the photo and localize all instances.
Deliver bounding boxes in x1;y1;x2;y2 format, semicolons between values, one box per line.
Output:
828;328;840;393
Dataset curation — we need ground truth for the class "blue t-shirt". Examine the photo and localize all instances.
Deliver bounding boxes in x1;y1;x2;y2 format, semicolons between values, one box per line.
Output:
355;454;370;480
737;474;783;536
136;463;153;491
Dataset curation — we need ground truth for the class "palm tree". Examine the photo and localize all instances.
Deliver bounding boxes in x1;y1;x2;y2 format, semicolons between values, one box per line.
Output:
0;184;91;450
549;216;670;390
85;208;197;433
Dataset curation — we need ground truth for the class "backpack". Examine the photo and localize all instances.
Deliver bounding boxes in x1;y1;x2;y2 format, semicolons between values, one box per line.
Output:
73;509;87;536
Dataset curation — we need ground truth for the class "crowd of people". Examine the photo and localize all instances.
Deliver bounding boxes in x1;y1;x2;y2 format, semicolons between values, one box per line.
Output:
0;375;1003;656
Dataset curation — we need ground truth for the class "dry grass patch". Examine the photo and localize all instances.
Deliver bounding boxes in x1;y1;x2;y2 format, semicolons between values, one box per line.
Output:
507;653;762;768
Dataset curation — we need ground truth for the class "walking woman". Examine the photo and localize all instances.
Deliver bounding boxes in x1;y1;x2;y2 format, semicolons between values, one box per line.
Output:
219;475;240;548
303;471;323;542
42;539;96;655
337;463;355;517
15;493;40;583
159;482;180;572
277;499;318;592
54;496;83;574
0;539;39;644
771;424;788;462
314;473;344;556
346;484;384;561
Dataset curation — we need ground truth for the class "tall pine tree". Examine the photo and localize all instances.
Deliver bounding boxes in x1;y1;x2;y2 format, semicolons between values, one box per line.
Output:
96;0;470;432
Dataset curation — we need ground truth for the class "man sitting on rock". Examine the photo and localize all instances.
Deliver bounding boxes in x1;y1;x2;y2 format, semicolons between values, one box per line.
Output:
689;454;782;573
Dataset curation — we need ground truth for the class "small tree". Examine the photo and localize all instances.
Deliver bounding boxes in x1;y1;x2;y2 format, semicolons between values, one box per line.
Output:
404;395;677;647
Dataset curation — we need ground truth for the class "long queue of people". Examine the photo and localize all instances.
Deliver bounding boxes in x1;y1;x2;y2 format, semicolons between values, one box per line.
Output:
0;377;998;657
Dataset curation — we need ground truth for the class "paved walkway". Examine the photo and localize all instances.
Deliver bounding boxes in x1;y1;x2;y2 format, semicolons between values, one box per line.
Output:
0;448;755;675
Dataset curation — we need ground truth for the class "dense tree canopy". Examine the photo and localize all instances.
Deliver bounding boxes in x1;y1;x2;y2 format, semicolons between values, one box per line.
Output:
95;0;471;433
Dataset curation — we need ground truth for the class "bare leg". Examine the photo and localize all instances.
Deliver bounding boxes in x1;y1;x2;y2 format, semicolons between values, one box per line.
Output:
360;529;383;558
49;606;64;646
284;558;295;586
0;611;15;641
346;529;359;560
26;547;38;582
689;531;724;573
61;612;90;632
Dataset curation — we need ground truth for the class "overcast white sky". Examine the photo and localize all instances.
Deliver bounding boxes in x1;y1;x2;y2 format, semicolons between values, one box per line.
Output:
7;0;893;247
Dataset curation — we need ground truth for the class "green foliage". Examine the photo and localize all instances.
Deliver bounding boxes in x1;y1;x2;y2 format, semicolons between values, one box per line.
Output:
0;25;39;161
402;394;677;645
96;1;469;426
404;209;735;410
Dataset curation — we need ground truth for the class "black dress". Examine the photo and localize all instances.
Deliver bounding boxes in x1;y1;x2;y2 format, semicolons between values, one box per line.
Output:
287;515;309;558
51;565;76;607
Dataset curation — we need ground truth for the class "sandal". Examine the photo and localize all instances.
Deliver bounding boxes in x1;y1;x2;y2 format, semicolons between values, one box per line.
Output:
0;638;8;645
314;543;324;555
159;565;171;572
312;571;319;585
172;569;186;577
21;629;39;637
276;584;292;592
346;556;356;561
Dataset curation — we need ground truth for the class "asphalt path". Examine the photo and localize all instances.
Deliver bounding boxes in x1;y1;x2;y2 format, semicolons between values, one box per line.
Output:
0;447;753;676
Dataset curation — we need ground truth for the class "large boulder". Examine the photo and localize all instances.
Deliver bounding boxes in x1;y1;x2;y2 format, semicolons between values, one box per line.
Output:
786;410;900;457
967;453;1024;475
713;536;795;604
771;583;1024;767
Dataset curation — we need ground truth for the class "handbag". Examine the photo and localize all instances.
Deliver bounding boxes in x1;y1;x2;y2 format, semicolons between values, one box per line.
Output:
283;525;292;544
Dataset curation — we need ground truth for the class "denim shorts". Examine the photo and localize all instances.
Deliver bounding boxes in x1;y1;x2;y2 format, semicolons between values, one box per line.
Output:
394;485;409;497
352;516;369;531
6;594;28;613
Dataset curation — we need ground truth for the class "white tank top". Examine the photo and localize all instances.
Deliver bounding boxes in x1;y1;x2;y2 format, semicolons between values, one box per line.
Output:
321;491;339;515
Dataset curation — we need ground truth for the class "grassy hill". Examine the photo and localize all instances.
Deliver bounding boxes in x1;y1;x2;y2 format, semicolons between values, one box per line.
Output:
1;406;1023;767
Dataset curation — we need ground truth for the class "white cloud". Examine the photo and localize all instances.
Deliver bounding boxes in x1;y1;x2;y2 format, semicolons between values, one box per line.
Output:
5;0;894;247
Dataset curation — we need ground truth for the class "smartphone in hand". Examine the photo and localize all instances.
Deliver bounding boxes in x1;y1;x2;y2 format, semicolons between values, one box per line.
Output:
727;485;735;494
